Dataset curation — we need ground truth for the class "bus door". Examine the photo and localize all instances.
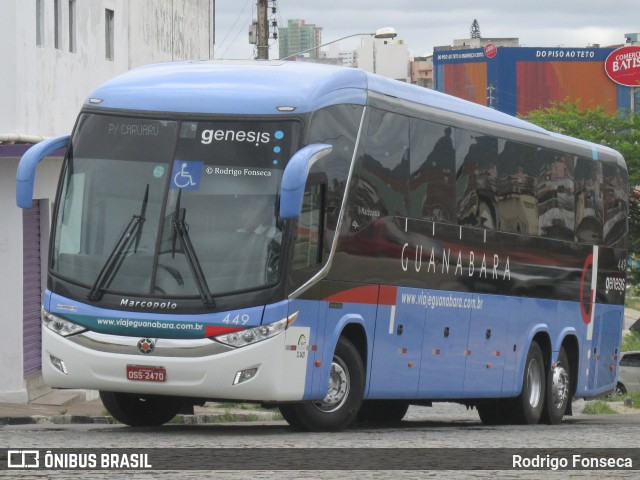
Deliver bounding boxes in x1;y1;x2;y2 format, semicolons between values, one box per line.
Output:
418;291;472;397
368;286;424;398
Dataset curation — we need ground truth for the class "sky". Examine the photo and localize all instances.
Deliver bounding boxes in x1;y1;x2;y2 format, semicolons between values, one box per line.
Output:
214;0;638;60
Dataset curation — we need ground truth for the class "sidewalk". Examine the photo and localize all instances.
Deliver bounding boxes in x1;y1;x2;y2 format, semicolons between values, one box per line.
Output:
0;390;281;426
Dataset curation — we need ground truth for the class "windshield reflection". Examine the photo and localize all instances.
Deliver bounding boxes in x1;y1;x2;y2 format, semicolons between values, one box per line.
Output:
51;114;298;302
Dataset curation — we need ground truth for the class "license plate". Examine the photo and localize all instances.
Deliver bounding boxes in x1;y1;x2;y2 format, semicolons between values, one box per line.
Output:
126;365;166;382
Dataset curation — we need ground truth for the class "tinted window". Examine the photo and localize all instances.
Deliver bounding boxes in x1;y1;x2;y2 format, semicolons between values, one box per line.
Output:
306;105;363;256
496;140;538;235
602;161;628;246
409;119;455;222
456;130;498;229
536;149;575;240
621;353;640;367
574;156;604;244
292;184;324;269
349;109;409;233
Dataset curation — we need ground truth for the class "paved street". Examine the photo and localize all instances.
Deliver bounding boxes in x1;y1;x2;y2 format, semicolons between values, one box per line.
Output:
2;402;639;479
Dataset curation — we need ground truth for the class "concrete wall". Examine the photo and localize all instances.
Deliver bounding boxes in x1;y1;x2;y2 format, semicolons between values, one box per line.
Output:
3;0;214;138
0;0;213;402
10;0;129;137
0;1;19;135
128;0;214;67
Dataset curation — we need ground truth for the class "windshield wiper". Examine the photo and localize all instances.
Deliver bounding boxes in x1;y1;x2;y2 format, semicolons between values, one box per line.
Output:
171;189;216;308
87;184;149;302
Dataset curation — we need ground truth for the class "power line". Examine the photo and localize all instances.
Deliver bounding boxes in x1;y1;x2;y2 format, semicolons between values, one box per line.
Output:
216;0;253;58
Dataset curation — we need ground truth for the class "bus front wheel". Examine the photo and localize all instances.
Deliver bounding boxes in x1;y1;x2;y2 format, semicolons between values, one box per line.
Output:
279;336;365;431
99;391;183;426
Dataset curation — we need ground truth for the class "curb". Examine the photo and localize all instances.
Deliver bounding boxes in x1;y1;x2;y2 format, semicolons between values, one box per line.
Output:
0;411;282;426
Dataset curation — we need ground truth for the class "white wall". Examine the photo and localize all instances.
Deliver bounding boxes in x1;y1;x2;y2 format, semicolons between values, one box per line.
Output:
0;0;214;402
0;1;18;134
128;0;213;68
12;0;129;137
357;37;410;82
5;0;214;138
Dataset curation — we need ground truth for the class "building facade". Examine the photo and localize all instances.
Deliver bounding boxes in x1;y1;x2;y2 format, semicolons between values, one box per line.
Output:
278;19;322;60
356;37;410;82
0;0;214;402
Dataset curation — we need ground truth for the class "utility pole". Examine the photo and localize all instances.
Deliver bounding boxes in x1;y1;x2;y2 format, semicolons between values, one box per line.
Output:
256;0;269;59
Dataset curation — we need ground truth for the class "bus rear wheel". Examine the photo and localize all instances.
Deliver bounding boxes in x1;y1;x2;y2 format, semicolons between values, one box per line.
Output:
509;341;545;424
279;336;365;431
99;391;183;426
477;399;512;425
541;347;570;425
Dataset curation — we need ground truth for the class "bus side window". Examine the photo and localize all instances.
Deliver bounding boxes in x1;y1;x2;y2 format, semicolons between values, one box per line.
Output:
349;108;409;234
496;140;537;235
574;156;603;244
536;149;575;241
292;183;325;270
455;130;498;229
602;161;628;247
409;119;455;222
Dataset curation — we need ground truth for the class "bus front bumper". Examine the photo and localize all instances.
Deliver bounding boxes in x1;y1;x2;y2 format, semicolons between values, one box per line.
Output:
41;325;311;401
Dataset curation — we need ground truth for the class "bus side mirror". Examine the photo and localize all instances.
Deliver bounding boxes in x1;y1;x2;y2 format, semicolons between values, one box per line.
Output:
279;143;332;219
16;135;70;209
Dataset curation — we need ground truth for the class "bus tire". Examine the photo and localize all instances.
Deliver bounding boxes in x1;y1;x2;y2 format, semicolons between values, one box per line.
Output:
278;336;365;431
99;391;183;426
477;400;511;425
541;347;570;425
356;400;409;424
510;341;545;424
278;404;308;431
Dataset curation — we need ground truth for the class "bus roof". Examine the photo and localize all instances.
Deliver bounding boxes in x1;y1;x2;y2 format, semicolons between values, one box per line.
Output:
87;60;546;132
86;60;623;165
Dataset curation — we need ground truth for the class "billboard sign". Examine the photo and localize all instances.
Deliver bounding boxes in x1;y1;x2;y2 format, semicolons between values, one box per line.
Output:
605;45;640;87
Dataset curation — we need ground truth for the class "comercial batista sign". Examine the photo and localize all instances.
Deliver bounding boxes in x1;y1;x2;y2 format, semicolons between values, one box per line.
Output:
605;45;640;87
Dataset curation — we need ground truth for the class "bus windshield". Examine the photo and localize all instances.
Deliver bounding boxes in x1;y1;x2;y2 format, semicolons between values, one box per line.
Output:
51;113;300;302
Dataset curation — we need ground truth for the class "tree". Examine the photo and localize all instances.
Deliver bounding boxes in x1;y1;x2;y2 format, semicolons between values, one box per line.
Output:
470;19;481;39
522;101;640;282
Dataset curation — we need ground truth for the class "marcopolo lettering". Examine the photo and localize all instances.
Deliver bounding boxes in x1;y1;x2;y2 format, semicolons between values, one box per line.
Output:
120;298;178;310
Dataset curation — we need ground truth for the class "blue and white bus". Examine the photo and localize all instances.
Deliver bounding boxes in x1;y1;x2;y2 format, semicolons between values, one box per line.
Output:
17;60;628;430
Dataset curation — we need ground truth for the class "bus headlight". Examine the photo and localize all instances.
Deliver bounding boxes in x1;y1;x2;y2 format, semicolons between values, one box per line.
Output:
42;308;87;337
215;312;297;348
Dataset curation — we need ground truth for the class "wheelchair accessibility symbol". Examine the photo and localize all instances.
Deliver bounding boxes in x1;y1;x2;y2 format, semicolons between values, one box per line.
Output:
171;161;203;190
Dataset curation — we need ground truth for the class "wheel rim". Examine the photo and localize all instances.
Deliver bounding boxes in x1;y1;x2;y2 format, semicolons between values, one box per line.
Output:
527;358;543;409
313;356;350;413
551;363;569;409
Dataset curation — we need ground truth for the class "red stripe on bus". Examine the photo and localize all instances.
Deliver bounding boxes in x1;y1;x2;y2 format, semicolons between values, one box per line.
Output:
324;285;379;304
378;286;397;306
205;326;244;337
324;285;398;306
